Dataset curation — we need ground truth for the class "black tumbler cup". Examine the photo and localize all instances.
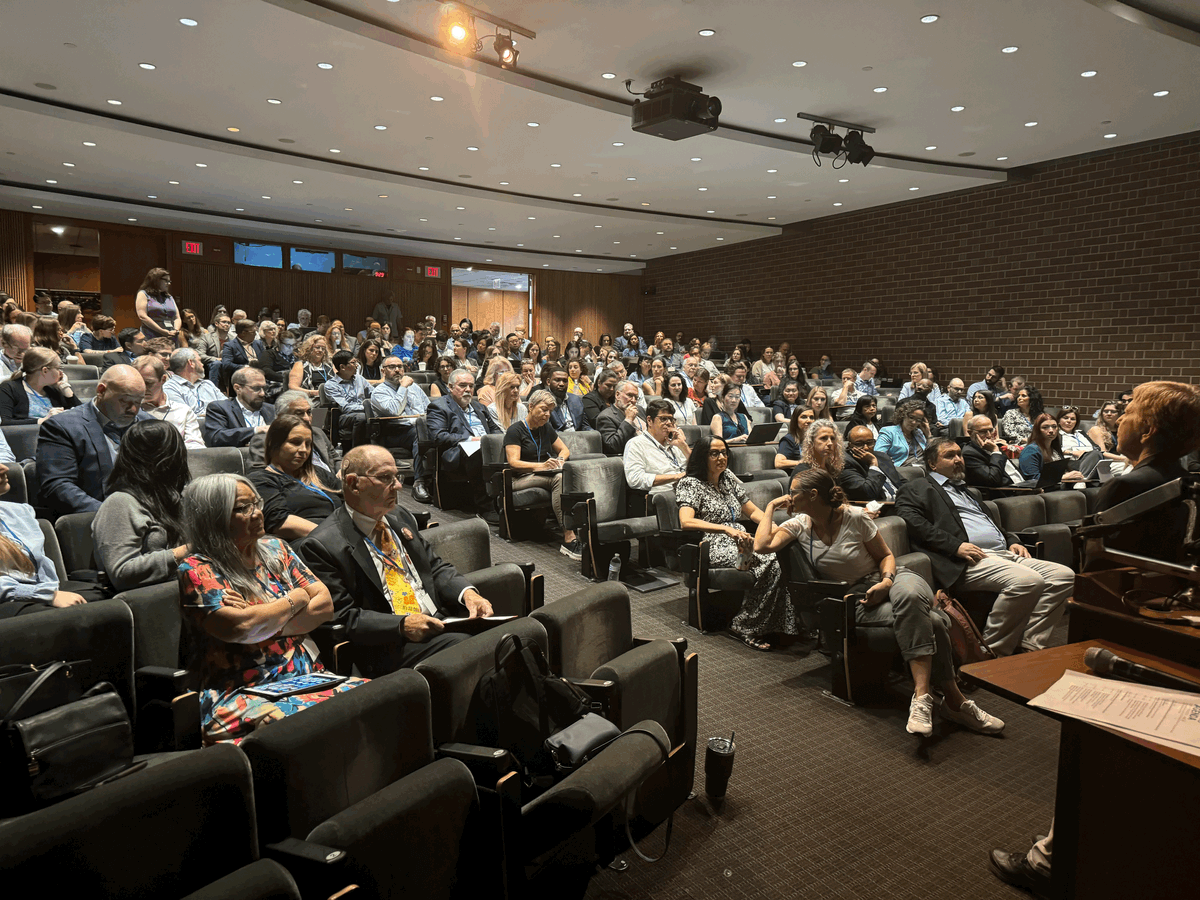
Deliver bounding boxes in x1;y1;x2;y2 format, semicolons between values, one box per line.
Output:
705;736;736;801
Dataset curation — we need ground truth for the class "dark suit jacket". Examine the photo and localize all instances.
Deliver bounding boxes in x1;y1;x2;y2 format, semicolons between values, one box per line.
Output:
962;442;1015;488
221;338;270;371
894;474;1019;590
202;398;277;448
549;392;591;432
299;505;471;677
839;451;903;502
1091;458;1187;563
425;395;500;468
0;381;80;426
596;405;642;457
100;350;139;373
581;389;612;429
35;402;152;517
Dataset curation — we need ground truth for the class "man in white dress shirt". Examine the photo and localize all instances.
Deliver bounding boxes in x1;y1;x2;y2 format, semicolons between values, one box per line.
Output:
623;399;691;493
135;355;204;449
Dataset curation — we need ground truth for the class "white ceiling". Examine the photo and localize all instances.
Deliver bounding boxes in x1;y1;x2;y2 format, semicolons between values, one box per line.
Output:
0;0;1196;274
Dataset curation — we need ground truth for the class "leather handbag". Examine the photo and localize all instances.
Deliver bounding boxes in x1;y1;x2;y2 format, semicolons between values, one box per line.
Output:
933;590;996;667
0;660;91;720
1;660;138;815
544;712;621;773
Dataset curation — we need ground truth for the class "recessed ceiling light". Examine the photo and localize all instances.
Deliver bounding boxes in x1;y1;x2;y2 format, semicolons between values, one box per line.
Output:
168;180;179;184
419;218;428;221
344;207;352;211
575;249;582;252
767;195;776;199
670;245;677;249
456;206;465;210
499;181;509;185
261;195;271;199
1024;121;1038;127
1153;90;1169;97
691;157;702;162
466;145;478;151
715;238;723;241
774;117;787;122
698;187;708;191
179;18;198;26
82;141;96;146
613;241;620;244
706;210;715;213
374;125;387;130
267;98;282;105
235;208;245;213
317;62;334;69
997;156;1008;160
925;145;937;150
1081;70;1097;78
31;205;42;209
920;14;939;23
838;178;849;183
641;202;651;206
572;193;582;197
602;73;616;79
792;60;807;67
833;202;843;206
542;264;549;267
139;62;156;70
106;99;122;105
951;106;965;112
454;237;461;241
767;168;777;173
195;162;207;167
378;194;389;198
486;259;493;262
147;194;156;198
418;166;429;171
314;218;322;222
612;142;624;147
45;179;57;184
527;122;539;127
517;243;523;247
550;163;561;167
292;180;303;184
62;162;74;167
1002;46;1018;53
1104;133;1117;139
595;225;603;228
873;86;887;93
626;176;636;181
527;216;536;220
226;126;240;132
909;186;920;191
698;29;715;36
127;218;137;222
330;148;341;153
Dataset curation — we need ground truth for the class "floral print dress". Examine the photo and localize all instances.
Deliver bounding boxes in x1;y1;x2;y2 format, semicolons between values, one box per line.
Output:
179;538;364;744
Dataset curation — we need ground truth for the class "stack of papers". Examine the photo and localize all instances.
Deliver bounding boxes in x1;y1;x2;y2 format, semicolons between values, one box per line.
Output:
1030;669;1200;758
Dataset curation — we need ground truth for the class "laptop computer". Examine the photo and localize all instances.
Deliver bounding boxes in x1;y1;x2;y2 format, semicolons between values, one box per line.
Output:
1034;458;1071;489
745;422;784;445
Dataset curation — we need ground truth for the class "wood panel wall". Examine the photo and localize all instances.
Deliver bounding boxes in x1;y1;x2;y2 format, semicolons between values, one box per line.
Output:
451;287;529;336
0;209;33;306
98;226;168;331
33;253;101;292
533;270;643;347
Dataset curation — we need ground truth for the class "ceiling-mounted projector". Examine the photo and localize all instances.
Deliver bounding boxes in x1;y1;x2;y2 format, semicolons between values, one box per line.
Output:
631;76;721;140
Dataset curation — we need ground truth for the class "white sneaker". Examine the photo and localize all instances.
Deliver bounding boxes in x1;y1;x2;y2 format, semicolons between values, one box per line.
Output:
906;693;935;737
939;698;1005;735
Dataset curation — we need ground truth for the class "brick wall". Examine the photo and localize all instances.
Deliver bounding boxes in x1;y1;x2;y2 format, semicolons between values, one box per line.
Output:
642;130;1200;410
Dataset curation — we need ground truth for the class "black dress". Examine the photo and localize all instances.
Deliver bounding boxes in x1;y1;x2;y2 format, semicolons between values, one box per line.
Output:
249;466;341;534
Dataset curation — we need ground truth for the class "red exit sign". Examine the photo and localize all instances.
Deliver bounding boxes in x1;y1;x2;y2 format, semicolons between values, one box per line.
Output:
181;240;203;256
425;265;441;278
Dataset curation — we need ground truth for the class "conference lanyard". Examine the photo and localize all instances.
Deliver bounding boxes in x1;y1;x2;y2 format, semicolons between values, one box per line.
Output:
268;466;336;508
524;421;547;461
0;519;35;563
651;435;684;471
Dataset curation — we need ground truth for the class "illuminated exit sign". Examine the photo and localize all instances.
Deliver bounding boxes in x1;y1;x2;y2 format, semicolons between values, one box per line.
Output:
181;240;204;256
425;265;441;278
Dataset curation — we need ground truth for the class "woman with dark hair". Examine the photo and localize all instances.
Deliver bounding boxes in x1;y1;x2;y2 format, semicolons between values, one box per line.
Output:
629;355;652;387
785;359;804;384
458;317;474;336
541;337;561;366
1056;406;1099;459
875;398;930;468
689;367;710;405
135;267;180;340
772;380;802;423
451;337;478;376
597;333;613;351
776;404;814;472
93;420;191;593
641;356;667;400
566;358;591;397
754;468;1004;736
409;339;437;373
179;308;205;346
676;434;794;651
248;414;341;539
724;347;745;372
847;395;880;438
79;314;118;352
1000;386;1043;445
430;356;458;399
59;305;88;345
663;372;697;424
33;316;74;363
0;346;79;425
1019;413;1088;486
178;473;362;744
356;339;384;384
969;390;1000;430
711;382;751;443
378;322;395;352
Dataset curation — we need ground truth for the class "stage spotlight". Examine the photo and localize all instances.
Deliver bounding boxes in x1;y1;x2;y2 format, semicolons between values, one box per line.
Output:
810;124;843;155
439;4;478;51
494;33;518;67
844;130;875;166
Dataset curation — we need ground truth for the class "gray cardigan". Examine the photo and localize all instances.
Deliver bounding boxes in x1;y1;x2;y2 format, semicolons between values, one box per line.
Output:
91;491;178;592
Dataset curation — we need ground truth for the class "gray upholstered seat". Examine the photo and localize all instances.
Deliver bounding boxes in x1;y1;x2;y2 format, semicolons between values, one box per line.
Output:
187;447;246;479
728;445;784;480
561;456;659;579
422;516;540;614
2;424;38;462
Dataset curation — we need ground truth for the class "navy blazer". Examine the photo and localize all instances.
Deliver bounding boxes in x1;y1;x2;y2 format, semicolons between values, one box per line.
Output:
299;505;471;677
425;395;500;468
0;381;81;426
839;451;904;502
221;337;269;371
36;402;152;517
549;392;592;432
202;398;277;448
99;350;139;374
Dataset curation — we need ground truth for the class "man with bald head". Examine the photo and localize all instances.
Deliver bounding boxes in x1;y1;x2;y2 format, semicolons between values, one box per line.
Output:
962;414;1026;489
299;445;495;674
839;425;904;502
935;378;970;432
36;364;151;516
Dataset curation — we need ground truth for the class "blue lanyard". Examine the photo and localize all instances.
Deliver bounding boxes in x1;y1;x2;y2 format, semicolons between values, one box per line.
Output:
654;436;683;471
524;421;545;460
268;466;336;508
0;519;35;562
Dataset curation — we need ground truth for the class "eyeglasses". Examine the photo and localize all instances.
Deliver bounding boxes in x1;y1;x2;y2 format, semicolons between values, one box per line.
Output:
708;449;729;458
232;499;263;516
972;426;998;436
849;439;875;448
364;471;402;486
652;415;675;423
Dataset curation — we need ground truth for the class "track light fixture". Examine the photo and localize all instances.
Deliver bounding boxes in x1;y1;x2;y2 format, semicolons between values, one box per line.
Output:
796;112;878;169
493;32;518;67
809;124;843;155
843;130;875;166
435;2;535;66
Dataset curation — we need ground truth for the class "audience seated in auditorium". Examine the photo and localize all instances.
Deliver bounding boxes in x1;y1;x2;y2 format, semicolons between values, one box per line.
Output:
93;420;191;593
288;332;334;399
248;389;339;477
596;378;645;457
662;372;696;424
504;389;579;558
772;379;803;423
728;362;764;409
179;473;362;744
582;368;620;430
33;315;76;364
898;362;943;402
962;415;1023;489
1054;406;1097;460
248;414;341;540
614;322;645;356
967;389;1000;431
221;318;268;384
323;350;370;445
640;357;668;401
135;354;204;449
775;405;813;473
624;398;690;495
853;361;878;397
895;438;1074;656
1018;413;1089;486
101;327;147;372
832;368;859;409
966;365;1006;402
1087;400;1131;475
875;398;930;469
795;420;845;484
841;425;904;502
0;323;32;375
0;346;80;425
78;314;118;353
935;378;970;431
203;367;277;449
540;362;591;432
163;347;224;419
756;467;1004;736
846;395;881;438
300;446;493;675
711;382;751;444
487;371;528;432
676;434;795;652
37;365;150;517
994;374;1026;415
999;385;1041;444
807;385;834;422
192;310;231;377
425;368;501;519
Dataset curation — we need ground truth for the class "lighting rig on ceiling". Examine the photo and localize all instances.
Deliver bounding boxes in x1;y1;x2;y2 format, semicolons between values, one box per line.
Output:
795;112;876;168
437;2;535;69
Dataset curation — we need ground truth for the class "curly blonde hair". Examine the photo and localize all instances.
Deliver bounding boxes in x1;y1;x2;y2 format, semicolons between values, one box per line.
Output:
296;332;329;363
800;421;844;476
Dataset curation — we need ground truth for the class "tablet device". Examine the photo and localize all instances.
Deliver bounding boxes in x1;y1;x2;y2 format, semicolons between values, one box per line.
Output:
1034;458;1071;489
243;672;347;699
745;422;784;445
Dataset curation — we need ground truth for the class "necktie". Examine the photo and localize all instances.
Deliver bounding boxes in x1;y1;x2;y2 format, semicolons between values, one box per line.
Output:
373;523;422;616
102;422;128;447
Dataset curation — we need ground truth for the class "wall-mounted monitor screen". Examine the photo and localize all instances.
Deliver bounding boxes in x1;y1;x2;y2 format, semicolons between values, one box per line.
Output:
234;242;283;268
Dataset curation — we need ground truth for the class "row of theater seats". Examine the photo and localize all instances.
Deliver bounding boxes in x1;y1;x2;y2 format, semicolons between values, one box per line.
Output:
0;515;698;898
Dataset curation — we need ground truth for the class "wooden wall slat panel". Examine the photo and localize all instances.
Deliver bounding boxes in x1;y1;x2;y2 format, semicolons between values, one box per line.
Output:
451;287;529;336
533;271;643;348
0;210;33;306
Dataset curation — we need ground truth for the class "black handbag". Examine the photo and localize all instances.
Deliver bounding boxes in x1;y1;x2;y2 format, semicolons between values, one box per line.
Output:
544;712;621;773
1;660;139;815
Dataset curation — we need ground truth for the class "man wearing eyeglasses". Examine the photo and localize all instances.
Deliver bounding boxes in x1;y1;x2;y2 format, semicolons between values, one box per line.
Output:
962;415;1026;489
623;399;691;492
596;379;646;457
840;426;904;502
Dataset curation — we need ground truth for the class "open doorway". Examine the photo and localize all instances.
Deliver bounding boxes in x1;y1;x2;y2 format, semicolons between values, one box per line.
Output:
450;268;530;338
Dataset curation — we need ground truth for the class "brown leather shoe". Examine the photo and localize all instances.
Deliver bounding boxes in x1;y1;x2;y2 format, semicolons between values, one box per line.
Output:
989;849;1052;899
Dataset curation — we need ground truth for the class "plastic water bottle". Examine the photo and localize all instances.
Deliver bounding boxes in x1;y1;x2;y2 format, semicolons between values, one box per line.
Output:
607;554;622;582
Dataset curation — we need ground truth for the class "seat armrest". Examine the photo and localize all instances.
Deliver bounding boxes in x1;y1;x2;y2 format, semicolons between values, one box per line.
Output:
309;622;346;659
437;741;517;784
565;676;615;717
412;511;433;530
135;665;189;703
466;563;528;616
264;837;349;900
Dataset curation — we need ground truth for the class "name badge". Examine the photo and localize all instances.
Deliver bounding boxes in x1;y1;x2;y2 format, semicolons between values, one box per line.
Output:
400;527;414;541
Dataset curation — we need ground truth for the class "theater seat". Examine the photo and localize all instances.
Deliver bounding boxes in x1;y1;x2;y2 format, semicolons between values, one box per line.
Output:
422;516;543;613
561;456;660;581
188;447;246;479
727;445;787;482
2;424;38;463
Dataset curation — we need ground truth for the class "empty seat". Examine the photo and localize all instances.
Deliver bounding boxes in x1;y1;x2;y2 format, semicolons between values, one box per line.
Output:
558;429;604;461
561;456;660;580
728;445;787;481
187;447;245;479
53;511;97;576
71;380;99;401
3;424;39;462
62;363;100;381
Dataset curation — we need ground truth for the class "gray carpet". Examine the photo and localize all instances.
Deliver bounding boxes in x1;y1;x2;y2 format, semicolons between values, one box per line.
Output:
402;493;1057;900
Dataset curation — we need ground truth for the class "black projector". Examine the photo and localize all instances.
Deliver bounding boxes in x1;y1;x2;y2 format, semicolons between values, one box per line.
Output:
631;77;722;140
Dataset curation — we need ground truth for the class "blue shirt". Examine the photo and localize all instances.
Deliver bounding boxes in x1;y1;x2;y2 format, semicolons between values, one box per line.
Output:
854;377;878;397
325;373;369;414
371;380;429;417
930;472;1007;552
899;383;943;403
875;424;926;467
463;405;487;437
0;502;59;604
935;395;970;424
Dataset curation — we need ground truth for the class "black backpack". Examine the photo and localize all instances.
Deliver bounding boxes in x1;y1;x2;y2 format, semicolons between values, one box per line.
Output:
476;634;590;783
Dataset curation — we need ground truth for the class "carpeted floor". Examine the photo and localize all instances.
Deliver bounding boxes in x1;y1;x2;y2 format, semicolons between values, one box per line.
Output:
402;492;1058;900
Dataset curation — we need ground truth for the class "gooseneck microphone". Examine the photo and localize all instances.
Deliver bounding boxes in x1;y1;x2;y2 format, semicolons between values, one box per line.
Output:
1085;647;1200;696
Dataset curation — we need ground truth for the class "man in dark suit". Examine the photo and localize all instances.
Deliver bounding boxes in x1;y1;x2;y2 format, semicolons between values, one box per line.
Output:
248;389;339;474
839;425;904;502
540;363;591;432
202;366;277;448
36;365;152;516
596;379;646;457
895;437;1073;657
425;368;501;518
960;415;1032;493
581;369;619;429
299;445;494;675
100;327;147;373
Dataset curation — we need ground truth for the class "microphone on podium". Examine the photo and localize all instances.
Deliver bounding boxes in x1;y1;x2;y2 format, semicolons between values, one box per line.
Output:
1084;647;1200;696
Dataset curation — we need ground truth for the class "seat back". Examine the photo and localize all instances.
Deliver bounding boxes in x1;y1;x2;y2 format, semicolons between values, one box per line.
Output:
559;430;601;458
530;582;633;677
2;462;28;504
80;350;107;367
877;397;896;426
54;511;96;574
993;494;1048;533
741;478;783;517
71;380;99;402
0;744;266;898
62;363;100;381
415;618;549;746
3;424;39;462
562;457;627;524
1042;490;1087;524
653;489;682;532
241;670;436;846
874;515;911;557
118;581;185;671
187;447;245;479
422;516;492;574
947;417;966;440
727;445;776;478
747;406;772;425
679;424;703;446
898;466;925;483
36;519;68;582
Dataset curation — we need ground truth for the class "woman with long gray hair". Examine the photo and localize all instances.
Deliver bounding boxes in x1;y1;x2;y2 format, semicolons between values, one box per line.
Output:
177;473;364;744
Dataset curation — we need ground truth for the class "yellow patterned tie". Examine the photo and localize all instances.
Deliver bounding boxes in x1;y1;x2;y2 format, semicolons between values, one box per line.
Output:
373;524;422;616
